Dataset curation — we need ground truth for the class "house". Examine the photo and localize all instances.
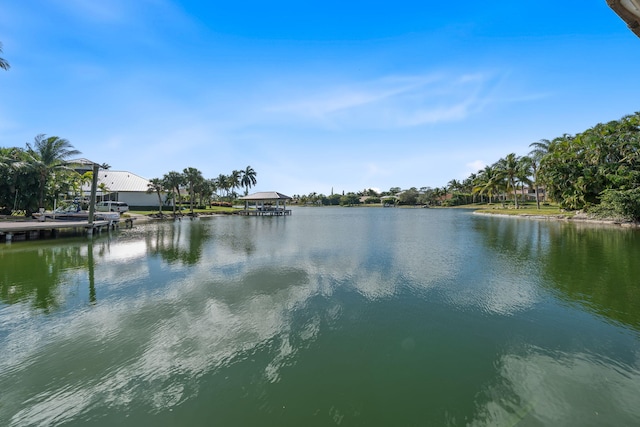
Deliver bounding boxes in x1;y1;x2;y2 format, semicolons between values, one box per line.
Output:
82;170;165;208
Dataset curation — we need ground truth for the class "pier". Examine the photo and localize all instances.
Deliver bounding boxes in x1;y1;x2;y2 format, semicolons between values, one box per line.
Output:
0;219;116;242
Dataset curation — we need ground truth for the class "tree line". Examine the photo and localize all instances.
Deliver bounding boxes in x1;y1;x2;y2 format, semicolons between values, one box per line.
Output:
0;134;257;215
294;112;640;220
146;166;257;216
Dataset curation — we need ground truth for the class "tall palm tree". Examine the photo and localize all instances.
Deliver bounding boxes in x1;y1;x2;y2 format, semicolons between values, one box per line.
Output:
0;42;9;71
496;153;520;208
516;156;533;203
183;167;204;214
24;134;80;208
229;170;242;195
528;139;550;209
163;171;184;215
240;165;257;196
216;174;230;199
147;178;165;215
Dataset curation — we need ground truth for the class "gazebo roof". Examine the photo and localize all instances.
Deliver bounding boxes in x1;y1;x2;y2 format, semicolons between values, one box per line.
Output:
239;191;292;201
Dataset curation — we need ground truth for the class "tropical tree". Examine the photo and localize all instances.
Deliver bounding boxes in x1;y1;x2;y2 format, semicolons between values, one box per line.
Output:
230;170;242;193
516;156;533;203
473;165;501;204
240;165;257;196
163;171;184;215
215;174;230;199
0;42;9;71
496;153;520;208
529;139;550;209
147;178;166;215
183;167;204;214
23;135;81;210
98;182;110;202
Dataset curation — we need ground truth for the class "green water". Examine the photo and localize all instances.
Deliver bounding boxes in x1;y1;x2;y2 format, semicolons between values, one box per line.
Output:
1;208;639;426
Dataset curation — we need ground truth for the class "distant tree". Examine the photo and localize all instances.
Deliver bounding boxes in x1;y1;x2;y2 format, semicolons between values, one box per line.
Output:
163;171;184;215
339;192;360;206
183;167;204;214
529;138;550;209
230;170;242;193
398;187;419;205
240;165;257;196
215;174;231;199
473;165;501;204
496;153;520;208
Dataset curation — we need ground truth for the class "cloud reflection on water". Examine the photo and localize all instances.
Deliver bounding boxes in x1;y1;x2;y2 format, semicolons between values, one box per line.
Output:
470;346;640;426
1;211;639;426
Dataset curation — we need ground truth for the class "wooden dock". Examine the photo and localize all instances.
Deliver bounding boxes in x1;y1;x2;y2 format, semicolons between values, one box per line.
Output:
0;219;117;242
238;209;292;216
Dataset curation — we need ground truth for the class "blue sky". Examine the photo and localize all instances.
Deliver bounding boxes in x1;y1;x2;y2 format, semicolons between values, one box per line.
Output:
1;1;639;196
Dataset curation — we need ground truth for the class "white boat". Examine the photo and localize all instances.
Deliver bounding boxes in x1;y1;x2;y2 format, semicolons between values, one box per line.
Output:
33;206;120;222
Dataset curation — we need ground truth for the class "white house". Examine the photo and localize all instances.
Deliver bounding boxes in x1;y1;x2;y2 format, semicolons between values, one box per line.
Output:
82;170;164;208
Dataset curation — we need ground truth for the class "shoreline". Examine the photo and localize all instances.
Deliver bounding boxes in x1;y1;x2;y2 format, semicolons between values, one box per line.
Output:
472;211;640;228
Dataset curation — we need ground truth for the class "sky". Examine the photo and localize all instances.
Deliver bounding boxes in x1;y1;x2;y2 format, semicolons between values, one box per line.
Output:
1;1;639;196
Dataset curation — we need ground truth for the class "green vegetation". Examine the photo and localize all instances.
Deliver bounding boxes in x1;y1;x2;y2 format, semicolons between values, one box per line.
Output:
0;134;258;216
293;112;640;222
0;135;83;214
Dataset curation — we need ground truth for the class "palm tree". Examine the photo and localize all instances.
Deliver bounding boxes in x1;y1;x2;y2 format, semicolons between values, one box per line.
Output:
229;170;242;194
163;171;184;215
216;174;230;199
183;167;204;214
147;178;165;215
0;42;9;71
24;134;80;209
529;139;550;209
516;156;533;204
240;165;257;196
496;153;520;208
473;165;501;204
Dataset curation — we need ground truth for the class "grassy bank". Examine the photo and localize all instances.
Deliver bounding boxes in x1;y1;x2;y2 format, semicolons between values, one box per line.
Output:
129;205;239;216
462;202;574;217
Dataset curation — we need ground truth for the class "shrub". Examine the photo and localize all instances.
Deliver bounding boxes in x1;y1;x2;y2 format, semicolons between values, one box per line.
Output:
589;188;640;221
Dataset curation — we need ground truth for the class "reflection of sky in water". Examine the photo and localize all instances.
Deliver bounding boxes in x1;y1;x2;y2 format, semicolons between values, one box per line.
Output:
0;209;639;426
471;346;640;426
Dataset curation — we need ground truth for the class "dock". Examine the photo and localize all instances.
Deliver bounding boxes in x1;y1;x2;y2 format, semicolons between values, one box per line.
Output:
0;219;117;242
238;209;291;216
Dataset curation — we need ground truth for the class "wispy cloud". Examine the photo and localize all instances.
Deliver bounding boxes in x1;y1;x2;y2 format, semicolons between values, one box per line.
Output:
264;71;510;130
465;160;486;175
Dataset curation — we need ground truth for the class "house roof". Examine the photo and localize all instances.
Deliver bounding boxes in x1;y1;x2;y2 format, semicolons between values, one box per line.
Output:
239;191;292;201
82;171;151;193
66;158;99;173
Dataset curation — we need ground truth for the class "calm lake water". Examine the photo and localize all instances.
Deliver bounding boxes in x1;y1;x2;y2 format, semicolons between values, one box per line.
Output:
1;207;639;426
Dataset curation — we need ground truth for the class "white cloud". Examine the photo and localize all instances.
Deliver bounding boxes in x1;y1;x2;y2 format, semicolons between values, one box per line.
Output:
466;160;486;175
264;71;505;130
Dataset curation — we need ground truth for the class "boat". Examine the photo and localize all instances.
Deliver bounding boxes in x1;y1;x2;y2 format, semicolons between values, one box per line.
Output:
32;205;121;222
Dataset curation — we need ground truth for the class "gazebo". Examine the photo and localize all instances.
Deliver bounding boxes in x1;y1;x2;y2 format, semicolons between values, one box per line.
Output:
238;191;292;216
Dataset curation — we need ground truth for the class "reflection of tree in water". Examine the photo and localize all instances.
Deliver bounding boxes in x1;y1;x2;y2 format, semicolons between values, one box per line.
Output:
475;217;640;330
146;220;254;265
146;221;205;265
472;217;546;263
0;242;87;311
543;225;640;330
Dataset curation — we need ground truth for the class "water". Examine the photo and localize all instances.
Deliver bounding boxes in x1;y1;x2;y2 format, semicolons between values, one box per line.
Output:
1;208;639;426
